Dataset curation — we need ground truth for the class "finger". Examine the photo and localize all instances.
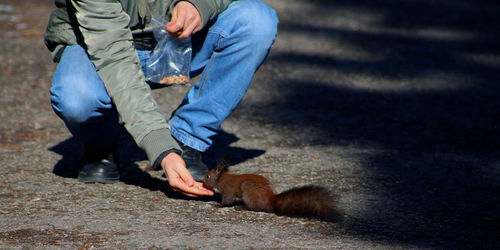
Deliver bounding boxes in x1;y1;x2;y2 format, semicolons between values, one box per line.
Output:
167;6;177;27
171;186;197;197
178;21;199;39
177;11;197;37
167;10;186;35
183;182;215;197
161;152;212;197
166;7;182;34
176;164;195;187
166;167;193;190
171;182;214;197
192;181;214;195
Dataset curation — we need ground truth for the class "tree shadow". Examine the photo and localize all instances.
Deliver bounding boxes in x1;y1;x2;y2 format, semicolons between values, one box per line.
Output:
243;80;499;247
248;0;500;248
274;0;500;82
306;0;500;34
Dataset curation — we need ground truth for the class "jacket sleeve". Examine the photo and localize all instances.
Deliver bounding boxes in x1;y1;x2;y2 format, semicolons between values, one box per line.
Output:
69;0;181;163
170;0;234;29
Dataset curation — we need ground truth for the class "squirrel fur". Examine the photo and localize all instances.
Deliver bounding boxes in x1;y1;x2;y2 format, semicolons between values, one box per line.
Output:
203;156;341;221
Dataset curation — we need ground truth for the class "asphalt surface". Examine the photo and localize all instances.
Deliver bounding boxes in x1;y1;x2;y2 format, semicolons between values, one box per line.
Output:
1;0;499;249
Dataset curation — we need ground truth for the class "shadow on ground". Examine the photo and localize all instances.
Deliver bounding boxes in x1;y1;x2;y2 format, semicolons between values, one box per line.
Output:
246;0;500;248
49;126;264;202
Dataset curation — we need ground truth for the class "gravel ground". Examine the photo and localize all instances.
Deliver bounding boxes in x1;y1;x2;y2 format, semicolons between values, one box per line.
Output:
1;0;499;249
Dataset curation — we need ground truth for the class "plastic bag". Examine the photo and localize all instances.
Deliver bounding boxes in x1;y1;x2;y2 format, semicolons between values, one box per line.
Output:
145;16;192;85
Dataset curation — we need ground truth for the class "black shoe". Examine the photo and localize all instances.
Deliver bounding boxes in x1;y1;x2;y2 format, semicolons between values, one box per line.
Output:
77;144;120;184
175;138;208;181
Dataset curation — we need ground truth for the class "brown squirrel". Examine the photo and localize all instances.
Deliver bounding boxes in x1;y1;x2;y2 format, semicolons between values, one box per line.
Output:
203;156;341;221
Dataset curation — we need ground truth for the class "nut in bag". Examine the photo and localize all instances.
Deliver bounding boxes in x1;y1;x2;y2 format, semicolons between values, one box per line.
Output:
145;16;192;85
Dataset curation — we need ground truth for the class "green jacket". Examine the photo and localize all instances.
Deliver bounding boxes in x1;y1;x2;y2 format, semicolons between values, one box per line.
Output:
44;0;234;166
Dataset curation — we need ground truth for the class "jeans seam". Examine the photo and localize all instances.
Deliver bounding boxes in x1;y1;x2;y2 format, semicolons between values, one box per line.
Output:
196;51;217;100
207;25;228;51
169;30;225;151
170;124;208;152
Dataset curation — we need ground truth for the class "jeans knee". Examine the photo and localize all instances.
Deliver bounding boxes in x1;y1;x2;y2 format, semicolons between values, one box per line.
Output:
50;77;111;124
232;0;278;48
51;91;90;124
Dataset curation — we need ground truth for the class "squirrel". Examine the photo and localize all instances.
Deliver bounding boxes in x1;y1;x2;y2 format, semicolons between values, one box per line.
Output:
203;156;341;221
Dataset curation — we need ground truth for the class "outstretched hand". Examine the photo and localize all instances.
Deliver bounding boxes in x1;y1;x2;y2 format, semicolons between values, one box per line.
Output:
161;152;214;197
166;1;202;38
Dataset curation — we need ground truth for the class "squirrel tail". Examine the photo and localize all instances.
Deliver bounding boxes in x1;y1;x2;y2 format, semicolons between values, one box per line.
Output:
271;185;342;221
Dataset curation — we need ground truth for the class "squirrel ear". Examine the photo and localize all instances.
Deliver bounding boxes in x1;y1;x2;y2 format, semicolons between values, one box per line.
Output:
215;155;231;172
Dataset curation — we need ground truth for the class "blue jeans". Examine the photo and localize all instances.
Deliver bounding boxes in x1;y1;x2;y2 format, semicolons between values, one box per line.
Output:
50;0;278;152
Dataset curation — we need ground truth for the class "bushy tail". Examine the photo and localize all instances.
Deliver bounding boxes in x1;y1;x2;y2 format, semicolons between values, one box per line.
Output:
271;185;341;221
